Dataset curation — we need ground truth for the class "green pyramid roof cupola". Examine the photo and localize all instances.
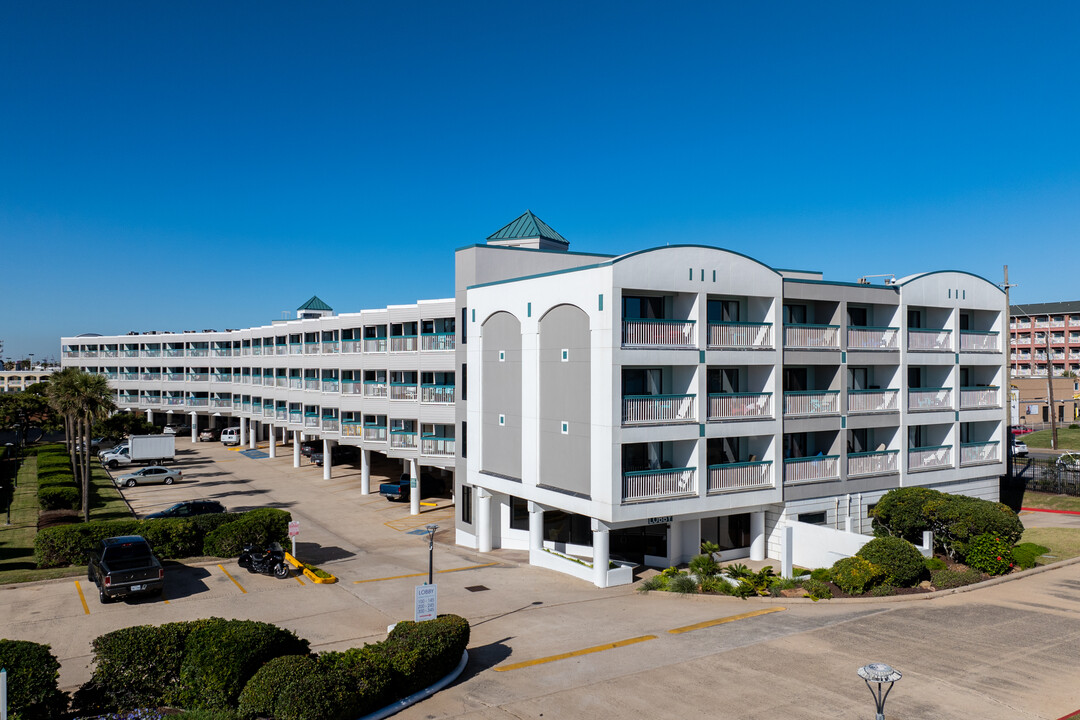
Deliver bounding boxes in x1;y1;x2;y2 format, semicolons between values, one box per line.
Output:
487;210;568;249
297;295;333;312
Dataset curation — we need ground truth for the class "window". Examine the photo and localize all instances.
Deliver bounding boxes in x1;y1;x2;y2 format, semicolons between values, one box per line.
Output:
460;486;472;524
798;511;827;526
461;364;467;400
623;295;665;320
848;428;868;454
707;299;740;324
510;496;529;531
783;304;807;324
461;307;467;344
908;309;922;329
847;306;868;327
461;421;467;458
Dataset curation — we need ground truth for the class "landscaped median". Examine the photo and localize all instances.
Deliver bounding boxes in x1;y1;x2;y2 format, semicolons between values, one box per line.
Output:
284;551;338;583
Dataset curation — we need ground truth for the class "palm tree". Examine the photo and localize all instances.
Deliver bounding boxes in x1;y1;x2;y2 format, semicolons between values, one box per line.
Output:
74;372;116;521
46;367;81;490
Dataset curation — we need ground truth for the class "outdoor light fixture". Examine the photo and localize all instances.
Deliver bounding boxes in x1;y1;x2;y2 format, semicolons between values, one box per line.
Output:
857;663;901;720
425;524;439;585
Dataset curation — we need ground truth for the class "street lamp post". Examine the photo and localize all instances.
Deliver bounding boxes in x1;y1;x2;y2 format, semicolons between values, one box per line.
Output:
857;663;902;720
425;524;439;585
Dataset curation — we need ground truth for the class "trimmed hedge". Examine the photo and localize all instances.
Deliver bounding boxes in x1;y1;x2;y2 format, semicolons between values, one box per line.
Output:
37;485;80;511
34;508;292;568
34;445;80;511
930;567;983;589
0;639;68;719
855;536;926;587
237;655;356;720
830;556;884;595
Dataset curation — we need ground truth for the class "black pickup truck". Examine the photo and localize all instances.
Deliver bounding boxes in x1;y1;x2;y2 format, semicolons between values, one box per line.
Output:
379;472;446;502
87;535;164;603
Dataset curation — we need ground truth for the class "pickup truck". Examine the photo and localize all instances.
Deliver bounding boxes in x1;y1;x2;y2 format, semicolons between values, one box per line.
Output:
86;535;164;603
379;473;445;502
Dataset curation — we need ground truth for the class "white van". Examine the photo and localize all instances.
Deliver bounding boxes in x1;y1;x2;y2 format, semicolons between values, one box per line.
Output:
220;427;241;446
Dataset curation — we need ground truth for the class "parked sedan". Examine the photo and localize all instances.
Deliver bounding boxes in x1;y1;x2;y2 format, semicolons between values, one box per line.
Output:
114;466;182;488
312;445;358;467
144;500;225;519
198;428;221;442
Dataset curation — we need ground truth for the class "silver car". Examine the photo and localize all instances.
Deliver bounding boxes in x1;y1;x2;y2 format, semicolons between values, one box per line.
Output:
115;466;182;488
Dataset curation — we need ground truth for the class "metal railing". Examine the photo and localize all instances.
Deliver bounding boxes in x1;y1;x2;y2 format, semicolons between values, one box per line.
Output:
847;326;898;350
707;461;772;493
142;349;161;358
188;349;209;357
783;390;840;416
961;441;999;466
908;445;952;471
421;385;455;404
187;373;209;382
304;342;320;355
783;456;840;484
364;381;388;398
621;394;696;425
321;380;340;393
960;386;999;409
121;349;140;357
289;378;302;389
622;467;696;502
211;399;232;409
212;348;232;357
421;436;455;456
907;328;952;351
289;344;303;355
304;379;320;390
621;319;696;348
322;418;339;432
364;338;388;353
784;324;840;349
276;409;286;421
303;415;319;428
289;412;301;423
390;431;417;449
322;341;339;354
707;392;772;420
263;406;274;417
847;450;898;477
341;340;360;354
847;389;898;413
341;422;362;437
390;383;418;401
390;336;418;352
364;426;387;442
908;387;952;411
164;348;184;358
164;396;185;406
341;380;363;395
188;397;209;407
959;331;999;352
706;322;773;350
421;333;456;351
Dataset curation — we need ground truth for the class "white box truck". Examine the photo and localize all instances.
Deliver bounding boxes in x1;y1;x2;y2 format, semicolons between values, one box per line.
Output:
100;434;176;469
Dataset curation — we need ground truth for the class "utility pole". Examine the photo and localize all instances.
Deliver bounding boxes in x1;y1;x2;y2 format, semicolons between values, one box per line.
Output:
1004;265;1014;476
1047;327;1059;450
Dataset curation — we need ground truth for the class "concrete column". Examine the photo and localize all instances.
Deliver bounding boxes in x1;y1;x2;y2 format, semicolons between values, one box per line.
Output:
323;438;332;480
528;501;544;553
360;449;370;495
190;412;198;444
147;409;153;424
781;525;794;579
268;423;276;458
477;488;492;552
668;519;683;567
293;430;301;468
409;458;420;516
240;417;247;446
249;421;257;449
592;521;610;588
750;511;766;562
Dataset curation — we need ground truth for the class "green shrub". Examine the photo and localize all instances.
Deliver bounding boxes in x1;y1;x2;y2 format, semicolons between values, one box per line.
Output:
320;645;394;715
37;485;80;511
869;584;897;597
637;575;667;593
830;556;885;595
688;552;719;578
34;519;142;568
140;518;201;558
176;618;310;710
809;567;831;582
801;578;832;600
870;486;940;541
667;574;699;594
1012;542;1050;570
190;512;237;538
930;567;984;589
923;555;947;571
1070;423;1080;430
0;639;68;719
202;508;292;558
856;537;925;587
700;575;733;594
380;615;470;694
237;655;354;720
964;533;1014;575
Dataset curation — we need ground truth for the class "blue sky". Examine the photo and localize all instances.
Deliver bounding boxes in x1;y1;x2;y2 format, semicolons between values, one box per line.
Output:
2;2;1079;360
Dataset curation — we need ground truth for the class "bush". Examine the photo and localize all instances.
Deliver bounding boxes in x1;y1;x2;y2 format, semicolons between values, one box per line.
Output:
688;552;719;579
35;519;142;568
140;518;201;558
856;537;925;587
871;486;940;541
667;574;698;594
964;533;1014;575
830;556;885;595
202;508;292;558
923;555;946;571
237;655;354;720
0;639;68;719
320;645;394;715
801;578;832;600
37;485;80;511
700;575;733;594
380;615;470;694
1070;423;1080;430
637;575;667;593
1012;542;1050;570
930;567;984;589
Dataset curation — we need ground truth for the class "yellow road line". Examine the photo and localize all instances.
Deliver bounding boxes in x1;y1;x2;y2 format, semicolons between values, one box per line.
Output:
667;607;786;634
74;581;90;615
218;564;247;594
295;575;306;586
354;562;500;584
495;635;656;672
419;501;438;507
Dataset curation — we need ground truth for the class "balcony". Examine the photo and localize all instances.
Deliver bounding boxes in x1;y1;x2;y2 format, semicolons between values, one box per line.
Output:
783;456;839;484
321;380;340;393
289;411;301;424
304;379;319;391
274;345;287;356
783;391;840;417
421;333;456;351
421;436;455;456
263;406;274;418
251;376;262;386
142;349;161;358
212;348;232;357
289;344;302;355
364;338;388;353
784;324;840;350
241;402;251;412
622;394;696;425
322;341;339;354
622;319;696;349
391;336;418;352
622;467;697;502
341;380;362;395
121;349;139;358
908;445;952;472
847;389;899;414
188;398;209;407
390;431;417;449
421;385;455;404
164;348;184;358
847;450;898;478
341;340;361;353
707;392;772;421
908;387;952;412
322;418;339;432
707;461;772;493
364;381;388;398
211;399;232;409
188;349;209;358
304;343;320;355
960;387;1000;409
303;415;319;428
165;373;184;382
276;377;287;388
907;329;952;351
960;331;999;352
164;396;185;406
289;379;302;389
102;349;118;358
187;373;209;382
120;372;139;381
276;409;286;421
706;322;773;350
961;441;1000;467
364;425;387;442
847;326;899;351
390;384;418;401
341;421;362;437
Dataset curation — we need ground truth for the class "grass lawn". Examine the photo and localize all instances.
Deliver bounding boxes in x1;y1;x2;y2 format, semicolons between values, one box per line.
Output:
1022;427;1080;450
1021;491;1080;512
1021;527;1080;562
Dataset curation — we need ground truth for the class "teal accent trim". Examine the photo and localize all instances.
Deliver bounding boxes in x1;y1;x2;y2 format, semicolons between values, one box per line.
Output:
784;390;840;396
955;353;960;364
304;412;318;417
708;392;773;397
341;420;362;425
960;329;999;335
848;325;900;331
712;269;716;282
841;416;846;429
622;394;696;400
487;210;568;244
393;334;418;338
784;277;900;290
389;382;416;387
848;449;899;457
471;309;475;322
848;388;899;393
689;268;693;280
911;386;952;391
960;385;1000;390
785;323;840;329
948;289;952;299
420;332;455;336
623;467;696;477
700;269;704;281
841;351;846;363
956;411;960;421
527;302;531;317
910;444;952;451
707;460;772;468
699;350;705;363
961;440;1000;446
390;430;417;435
624;318;697;324
363;424;383;429
453;242;613;258
711;320;772;326
699;424;705;437
784;455;840;463
896;269;1005;293
599;293;603;311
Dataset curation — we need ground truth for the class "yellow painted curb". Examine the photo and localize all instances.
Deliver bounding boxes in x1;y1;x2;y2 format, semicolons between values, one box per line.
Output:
284;551;338;584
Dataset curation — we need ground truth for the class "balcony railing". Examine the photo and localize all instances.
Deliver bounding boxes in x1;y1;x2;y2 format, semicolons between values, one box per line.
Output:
276;377;287;388
341;340;361;354
421;333;456;351
322;380;340;393
622;319;696;349
276;409;286;421
119;395;138;405
120;372;139;381
622;394;696;425
187;373;209;382
142;349;161;357
188;349;209;358
421;385;455;404
164;396;185;406
121;349;139;358
164;348;184;358
289;378;302;389
141;373;160;382
783;456;840;484
304;342;320;355
322;418;339;432
303;415;319;428
391;336;418;352
211;399;232;409
165;373;184;382
212;348;232;357
364;425;387;442
960;331;999;352
390;384;418;401
960;386;1000;409
961;441;1000;466
390;431;417;449
341;421;362;437
289;344;302;355
706;322;773;350
783;390;840;416
189;398;209;407
102;349;118;358
322;341;339;354
707;461;772;493
847;326;899;350
304;379;319;390
241;402;251;412
275;345;288;355
289;411;301;423
364;381;388;398
706;392;772;421
907;328;952;351
908;387;952;411
784;324;840;350
421;436;455;456
251;376;262;386
364;338;388;353
622;467;696;502
847;389;898;414
847;450;898;478
341;380;363;395
140;396;158;405
909;445;952;472
263;406;274;417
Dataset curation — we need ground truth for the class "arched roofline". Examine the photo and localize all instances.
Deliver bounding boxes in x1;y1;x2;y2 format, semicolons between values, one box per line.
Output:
479;309;522;327
897;270;1004;293
537;302;589;324
610;244;781;277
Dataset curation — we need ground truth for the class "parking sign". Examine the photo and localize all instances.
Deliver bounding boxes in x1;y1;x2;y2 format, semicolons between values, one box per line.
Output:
414;584;437;622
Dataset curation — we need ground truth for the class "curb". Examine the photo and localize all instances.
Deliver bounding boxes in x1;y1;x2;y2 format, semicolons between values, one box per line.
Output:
284;551;339;584
358;649;468;720
1022;506;1080;516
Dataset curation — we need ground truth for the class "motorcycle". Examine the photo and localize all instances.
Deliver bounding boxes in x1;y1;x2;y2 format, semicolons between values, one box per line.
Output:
237;542;291;579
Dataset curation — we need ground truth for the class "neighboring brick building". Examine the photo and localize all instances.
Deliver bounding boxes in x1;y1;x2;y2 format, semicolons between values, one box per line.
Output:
1009;301;1080;378
1011;376;1080;426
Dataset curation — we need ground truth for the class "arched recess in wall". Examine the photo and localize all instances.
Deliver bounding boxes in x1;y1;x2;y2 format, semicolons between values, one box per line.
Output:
481;311;522;479
538;304;591;496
